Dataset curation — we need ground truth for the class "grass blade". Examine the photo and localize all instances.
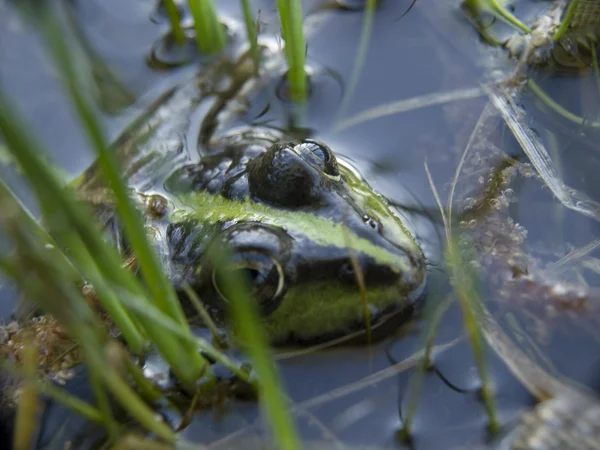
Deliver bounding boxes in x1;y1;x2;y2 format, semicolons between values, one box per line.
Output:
163;0;186;46
209;250;300;450
12;338;41;450
0;94;145;353
334;0;377;123
240;0;260;74
0;359;103;424
24;3;209;382
188;0;226;54
276;0;307;103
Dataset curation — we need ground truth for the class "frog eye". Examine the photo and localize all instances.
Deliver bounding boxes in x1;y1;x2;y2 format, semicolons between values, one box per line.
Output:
288;140;340;180
212;250;285;316
248;140;337;207
363;215;383;233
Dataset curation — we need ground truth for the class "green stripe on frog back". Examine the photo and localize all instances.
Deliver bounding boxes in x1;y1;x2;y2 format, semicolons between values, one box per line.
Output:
171;191;419;272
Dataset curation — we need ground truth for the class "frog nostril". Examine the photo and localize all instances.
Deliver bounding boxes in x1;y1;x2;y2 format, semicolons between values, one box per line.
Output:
363;215;382;233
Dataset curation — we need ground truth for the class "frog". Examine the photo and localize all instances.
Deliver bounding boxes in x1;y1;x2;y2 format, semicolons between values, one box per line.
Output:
72;47;427;346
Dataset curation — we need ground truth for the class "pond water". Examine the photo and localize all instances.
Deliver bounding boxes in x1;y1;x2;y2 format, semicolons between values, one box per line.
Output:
1;0;600;449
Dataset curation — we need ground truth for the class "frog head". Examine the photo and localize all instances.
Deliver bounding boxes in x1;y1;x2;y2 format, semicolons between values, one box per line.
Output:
167;139;426;345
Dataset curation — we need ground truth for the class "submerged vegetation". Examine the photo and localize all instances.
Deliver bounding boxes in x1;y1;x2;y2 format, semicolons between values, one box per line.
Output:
1;0;600;448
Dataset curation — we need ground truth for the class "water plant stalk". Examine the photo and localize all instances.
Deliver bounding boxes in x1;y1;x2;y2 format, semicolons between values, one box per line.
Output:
335;0;377;123
240;0;260;74
188;0;226;55
553;0;579;42
183;284;226;347
528;79;600;127
400;296;453;440
30;3;209;384
463;0;531;34
163;0;186;46
0;209;174;441
426;160;499;434
0;360;103;424
0;127;145;355
276;0;307;103
446;236;499;434
211;250;301;450
12;339;40;450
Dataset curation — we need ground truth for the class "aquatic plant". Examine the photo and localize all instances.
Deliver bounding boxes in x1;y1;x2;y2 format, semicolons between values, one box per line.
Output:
0;93;302;448
162;0;186;46
463;0;531;44
335;0;377;122
0;3;301;448
276;0;308;103
188;0;227;55
240;0;261;74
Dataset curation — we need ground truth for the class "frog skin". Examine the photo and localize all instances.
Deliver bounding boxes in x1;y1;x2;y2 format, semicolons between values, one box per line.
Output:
73;49;427;345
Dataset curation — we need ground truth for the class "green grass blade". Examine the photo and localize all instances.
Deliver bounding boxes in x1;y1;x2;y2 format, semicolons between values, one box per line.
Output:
276;0;307;103
188;0;226;54
0;223;122;433
40;14;184;326
334;0;376;123
113;287;251;383
182;284;225;347
28;3;209;382
553;0;579;42
0;95;145;353
240;0;260;74
102;370;175;442
0;360;103;424
0;88;208;383
163;0;186;46
88;362;119;441
0;239;173;442
210;250;301;450
400;296;453;440
446;235;498;433
12;339;40;450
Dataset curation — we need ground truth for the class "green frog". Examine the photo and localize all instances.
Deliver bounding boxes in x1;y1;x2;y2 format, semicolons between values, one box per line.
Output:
73;49;427;345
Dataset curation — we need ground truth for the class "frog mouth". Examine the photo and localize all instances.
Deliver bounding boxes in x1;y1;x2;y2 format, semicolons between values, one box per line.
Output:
277;299;423;348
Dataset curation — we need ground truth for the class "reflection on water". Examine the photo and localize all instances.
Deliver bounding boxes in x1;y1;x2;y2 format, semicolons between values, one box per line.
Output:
1;0;600;448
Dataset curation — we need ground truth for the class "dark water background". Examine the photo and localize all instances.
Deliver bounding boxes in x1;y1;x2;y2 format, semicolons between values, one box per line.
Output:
1;0;600;448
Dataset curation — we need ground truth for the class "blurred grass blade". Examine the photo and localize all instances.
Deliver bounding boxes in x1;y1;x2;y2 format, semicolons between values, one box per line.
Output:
400;296;453;440
210;249;301;450
188;0;226;54
182;283;225;347
24;2;209;382
446;235;498;433
334;0;376;123
0;207;122;434
463;0;531;34
0;95;144;353
0;216;174;442
241;0;260;74
276;0;307;103
12;338;41;450
163;0;186;46
103;370;175;442
62;1;136;115
0;359;103;424
427;157;499;433
113;286;251;382
0;82;206;383
553;0;579;42
36;4;185;326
